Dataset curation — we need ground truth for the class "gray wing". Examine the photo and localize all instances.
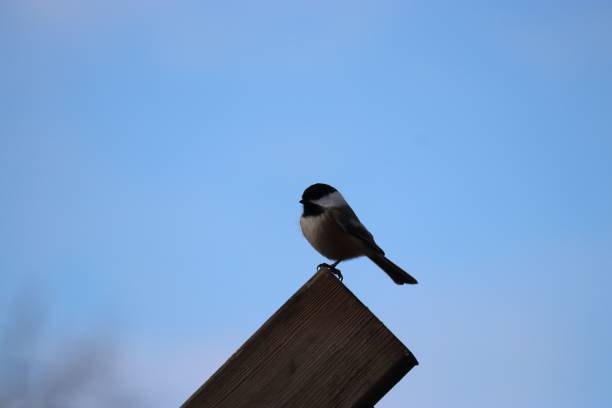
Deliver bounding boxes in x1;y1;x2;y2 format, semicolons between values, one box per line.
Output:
329;206;385;255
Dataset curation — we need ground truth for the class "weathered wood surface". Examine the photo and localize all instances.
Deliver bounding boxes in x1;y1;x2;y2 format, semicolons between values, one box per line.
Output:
182;267;417;408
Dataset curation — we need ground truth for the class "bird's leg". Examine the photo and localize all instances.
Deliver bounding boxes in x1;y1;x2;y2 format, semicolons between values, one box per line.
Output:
317;260;343;281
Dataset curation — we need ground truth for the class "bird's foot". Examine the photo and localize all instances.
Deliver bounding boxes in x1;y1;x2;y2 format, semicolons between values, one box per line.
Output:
317;263;343;282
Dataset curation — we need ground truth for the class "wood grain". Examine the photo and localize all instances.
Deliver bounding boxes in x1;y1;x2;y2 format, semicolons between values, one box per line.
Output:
182;267;417;408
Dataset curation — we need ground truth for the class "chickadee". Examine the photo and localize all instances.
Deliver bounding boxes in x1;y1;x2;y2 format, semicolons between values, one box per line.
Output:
299;183;417;285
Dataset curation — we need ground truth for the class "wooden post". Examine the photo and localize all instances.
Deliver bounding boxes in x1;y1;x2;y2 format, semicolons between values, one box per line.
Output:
182;267;418;408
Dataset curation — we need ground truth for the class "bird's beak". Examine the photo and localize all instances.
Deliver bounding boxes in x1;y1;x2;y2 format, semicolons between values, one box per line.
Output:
299;199;305;204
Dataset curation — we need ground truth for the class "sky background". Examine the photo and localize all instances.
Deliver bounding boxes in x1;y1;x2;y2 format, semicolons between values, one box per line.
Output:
1;0;611;407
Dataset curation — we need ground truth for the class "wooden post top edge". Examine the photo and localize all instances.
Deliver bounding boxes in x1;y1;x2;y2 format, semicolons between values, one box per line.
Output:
316;266;419;366
181;266;418;408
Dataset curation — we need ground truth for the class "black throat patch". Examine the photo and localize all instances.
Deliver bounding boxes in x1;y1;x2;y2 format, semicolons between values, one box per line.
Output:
302;202;324;217
301;183;336;217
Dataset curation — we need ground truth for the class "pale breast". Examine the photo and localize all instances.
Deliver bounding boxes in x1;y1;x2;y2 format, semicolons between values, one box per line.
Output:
300;213;365;260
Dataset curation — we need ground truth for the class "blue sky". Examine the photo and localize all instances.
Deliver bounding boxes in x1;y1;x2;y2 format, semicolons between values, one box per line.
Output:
1;1;611;406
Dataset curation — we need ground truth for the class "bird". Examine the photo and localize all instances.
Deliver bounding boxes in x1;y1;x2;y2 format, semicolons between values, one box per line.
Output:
299;183;417;285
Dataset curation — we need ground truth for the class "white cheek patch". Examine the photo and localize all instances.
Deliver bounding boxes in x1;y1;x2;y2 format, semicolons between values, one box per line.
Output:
312;191;347;208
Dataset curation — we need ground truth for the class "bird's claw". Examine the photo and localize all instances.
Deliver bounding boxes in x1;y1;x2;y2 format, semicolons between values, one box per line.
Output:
317;263;343;282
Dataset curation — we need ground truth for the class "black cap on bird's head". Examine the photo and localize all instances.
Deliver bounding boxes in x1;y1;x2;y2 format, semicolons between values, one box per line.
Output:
300;183;337;204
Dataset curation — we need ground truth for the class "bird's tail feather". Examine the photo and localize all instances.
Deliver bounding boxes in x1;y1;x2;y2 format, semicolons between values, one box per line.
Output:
368;254;418;285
